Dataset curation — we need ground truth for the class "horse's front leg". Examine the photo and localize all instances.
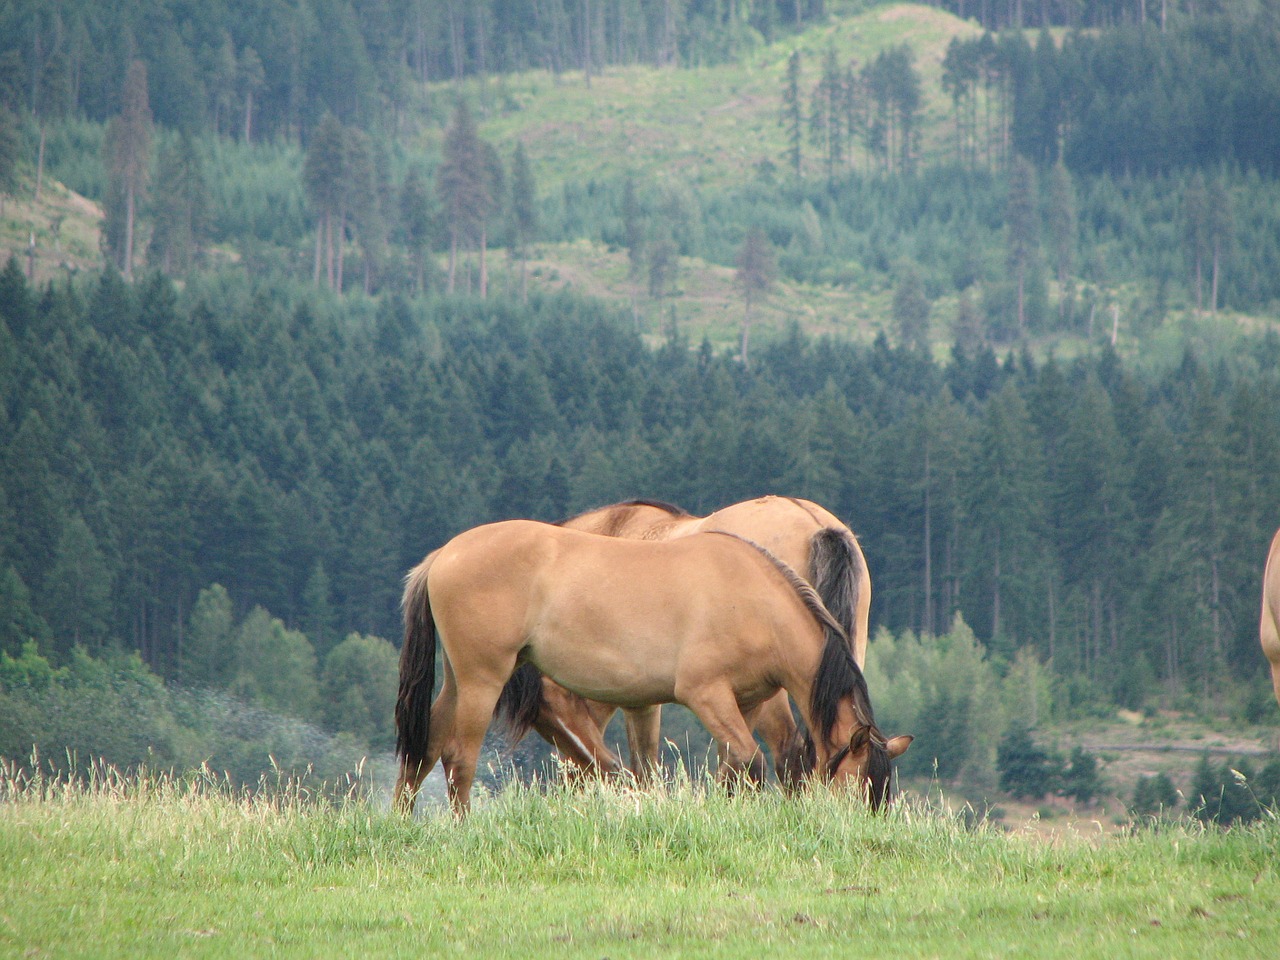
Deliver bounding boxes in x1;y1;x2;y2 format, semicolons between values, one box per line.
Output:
679;684;766;791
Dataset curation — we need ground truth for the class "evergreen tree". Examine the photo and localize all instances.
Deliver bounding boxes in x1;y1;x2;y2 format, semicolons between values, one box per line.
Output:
437;99;489;293
400;166;435;295
734;226;776;366
0;104;19;214
781;50;803;177
1182;172;1210;313
0;566;52;657
966;380;1048;649
344;127;385;294
1005;155;1039;335
303;112;347;289
237;47;265;143
891;262;931;352
509;141;537;303
1046;161;1076;324
301;561;337;661
102;60;152;279
148;133;208;274
810;48;846;184
43;515;112;655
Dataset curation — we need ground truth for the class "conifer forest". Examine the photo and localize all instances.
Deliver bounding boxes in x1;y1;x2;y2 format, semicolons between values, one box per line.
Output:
2;0;1280;799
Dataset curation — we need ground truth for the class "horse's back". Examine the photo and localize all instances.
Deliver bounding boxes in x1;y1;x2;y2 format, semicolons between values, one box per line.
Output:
1262;528;1280;705
694;497;819;571
560;499;692;539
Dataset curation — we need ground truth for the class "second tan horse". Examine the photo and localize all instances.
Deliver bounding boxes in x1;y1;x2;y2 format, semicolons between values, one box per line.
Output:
495;496;870;783
1262;527;1280;709
394;519;909;815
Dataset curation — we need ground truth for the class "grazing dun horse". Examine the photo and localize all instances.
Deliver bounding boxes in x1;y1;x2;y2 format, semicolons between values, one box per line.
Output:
394;520;909;816
1262;527;1280;709
496;496;871;782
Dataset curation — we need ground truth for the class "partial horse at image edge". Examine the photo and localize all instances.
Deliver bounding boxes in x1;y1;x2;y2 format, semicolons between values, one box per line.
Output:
1262;527;1280;709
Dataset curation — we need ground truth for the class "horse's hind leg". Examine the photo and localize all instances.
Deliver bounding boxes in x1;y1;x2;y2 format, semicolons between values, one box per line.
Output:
440;680;508;816
394;666;458;814
623;705;662;785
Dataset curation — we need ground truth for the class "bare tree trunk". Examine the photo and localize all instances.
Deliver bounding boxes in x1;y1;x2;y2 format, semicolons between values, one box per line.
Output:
923;437;934;636
124;183;136;279
1211;240;1220;313
992;529;1002;641
35;124;46;201
479;227;488;298
448;233;458;292
314;219;324;284
336;211;346;292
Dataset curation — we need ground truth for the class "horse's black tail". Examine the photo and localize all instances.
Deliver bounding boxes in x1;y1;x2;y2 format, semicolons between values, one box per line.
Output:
809;526;865;658
396;558;437;775
494;663;545;744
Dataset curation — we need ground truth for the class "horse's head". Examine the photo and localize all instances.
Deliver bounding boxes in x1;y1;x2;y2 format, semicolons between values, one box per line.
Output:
827;725;912;811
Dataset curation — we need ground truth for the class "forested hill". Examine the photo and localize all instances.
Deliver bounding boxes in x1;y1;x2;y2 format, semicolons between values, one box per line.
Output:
3;0;1280;778
3;261;1279;706
4;3;1280;354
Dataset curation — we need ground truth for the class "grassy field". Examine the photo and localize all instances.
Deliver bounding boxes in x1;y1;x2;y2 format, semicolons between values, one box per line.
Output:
2;766;1277;959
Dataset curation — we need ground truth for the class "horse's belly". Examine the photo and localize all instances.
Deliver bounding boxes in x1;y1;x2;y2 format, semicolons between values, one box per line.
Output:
527;639;678;708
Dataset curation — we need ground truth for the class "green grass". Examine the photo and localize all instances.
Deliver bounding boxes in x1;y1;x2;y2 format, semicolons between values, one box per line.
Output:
2;764;1278;958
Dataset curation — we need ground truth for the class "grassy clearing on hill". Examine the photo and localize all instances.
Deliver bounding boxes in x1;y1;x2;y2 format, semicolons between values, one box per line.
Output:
471;4;980;191
2;765;1277;959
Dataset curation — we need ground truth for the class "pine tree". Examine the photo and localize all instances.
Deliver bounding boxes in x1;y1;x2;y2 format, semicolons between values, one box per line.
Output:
1182;171;1209;313
734;226;776;366
781;50;803;177
509;142;537;303
148;133;207;274
810;48;845;184
103;60;152;279
437;99;489;293
400;166;435;295
1046;161;1076;324
1005;155;1038;335
303;112;347;289
892;262;931;352
0;105;19;215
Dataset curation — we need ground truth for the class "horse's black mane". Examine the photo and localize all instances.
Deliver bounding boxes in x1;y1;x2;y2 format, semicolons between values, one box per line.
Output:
808;526;864;655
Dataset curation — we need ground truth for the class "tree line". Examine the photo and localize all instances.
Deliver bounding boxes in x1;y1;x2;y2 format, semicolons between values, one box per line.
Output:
3;264;1279;714
0;0;834;146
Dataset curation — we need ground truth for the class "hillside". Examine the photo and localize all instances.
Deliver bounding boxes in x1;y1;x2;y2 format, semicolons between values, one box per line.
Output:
470;4;980;191
5;4;1280;357
0;178;103;285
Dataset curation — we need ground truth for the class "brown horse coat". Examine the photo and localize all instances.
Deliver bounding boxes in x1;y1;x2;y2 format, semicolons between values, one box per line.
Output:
503;496;870;781
1262;527;1280;709
394;520;908;815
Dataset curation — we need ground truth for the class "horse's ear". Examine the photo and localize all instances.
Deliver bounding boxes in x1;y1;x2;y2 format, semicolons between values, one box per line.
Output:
848;725;871;753
885;734;913;760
